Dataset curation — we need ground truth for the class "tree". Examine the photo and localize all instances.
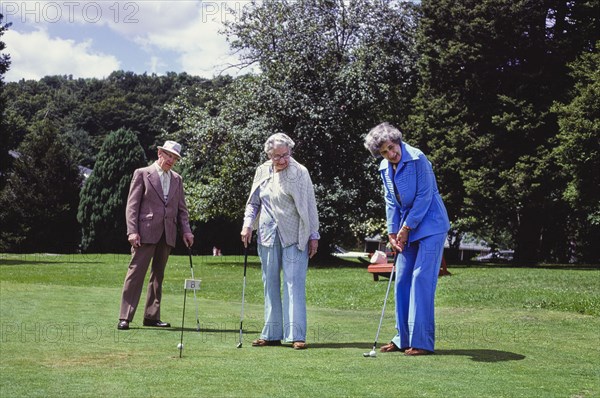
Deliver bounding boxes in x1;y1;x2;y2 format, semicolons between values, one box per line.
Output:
77;128;147;252
411;0;600;263
2;72;214;170
552;42;600;262
0;13;13;188
168;0;420;251
0;13;10;79
0;121;82;252
2;72;223;253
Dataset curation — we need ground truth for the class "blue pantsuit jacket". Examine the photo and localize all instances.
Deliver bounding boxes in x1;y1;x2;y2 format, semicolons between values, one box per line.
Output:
379;142;450;238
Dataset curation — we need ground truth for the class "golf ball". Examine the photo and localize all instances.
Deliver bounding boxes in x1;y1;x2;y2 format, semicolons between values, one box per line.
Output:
177;343;183;350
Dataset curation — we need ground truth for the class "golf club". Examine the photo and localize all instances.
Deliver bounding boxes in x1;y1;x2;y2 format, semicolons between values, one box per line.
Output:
363;252;398;358
188;246;201;332
178;289;187;358
236;246;249;348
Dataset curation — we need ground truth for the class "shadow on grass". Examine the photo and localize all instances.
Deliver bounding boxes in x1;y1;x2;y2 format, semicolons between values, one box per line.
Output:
435;349;525;362
109;327;528;362
308;344;525;362
309;342;373;349
0;259;61;266
0;259;107;266
0;256;108;266
130;326;262;334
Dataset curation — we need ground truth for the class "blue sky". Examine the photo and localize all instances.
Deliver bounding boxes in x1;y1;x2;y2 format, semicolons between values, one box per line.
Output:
1;0;254;82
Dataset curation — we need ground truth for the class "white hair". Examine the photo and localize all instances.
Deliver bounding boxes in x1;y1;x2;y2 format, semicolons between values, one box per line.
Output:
264;133;295;155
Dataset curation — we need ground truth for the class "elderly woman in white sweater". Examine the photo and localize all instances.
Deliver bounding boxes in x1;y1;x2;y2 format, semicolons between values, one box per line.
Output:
240;133;320;350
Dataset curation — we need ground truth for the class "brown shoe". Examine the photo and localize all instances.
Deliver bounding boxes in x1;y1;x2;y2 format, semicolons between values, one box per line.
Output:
292;341;307;350
405;348;433;356
379;342;401;353
251;339;281;347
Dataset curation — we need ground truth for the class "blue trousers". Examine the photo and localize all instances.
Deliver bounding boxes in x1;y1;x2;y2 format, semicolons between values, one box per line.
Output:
257;233;308;342
391;233;446;352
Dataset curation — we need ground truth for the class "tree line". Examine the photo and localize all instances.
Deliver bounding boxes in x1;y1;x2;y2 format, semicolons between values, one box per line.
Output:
1;0;598;263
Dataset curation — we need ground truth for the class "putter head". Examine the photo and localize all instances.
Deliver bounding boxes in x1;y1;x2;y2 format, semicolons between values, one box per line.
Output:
363;350;376;357
236;342;243;348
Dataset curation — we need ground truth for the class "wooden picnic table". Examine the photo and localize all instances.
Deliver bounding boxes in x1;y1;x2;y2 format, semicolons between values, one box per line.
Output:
367;256;450;281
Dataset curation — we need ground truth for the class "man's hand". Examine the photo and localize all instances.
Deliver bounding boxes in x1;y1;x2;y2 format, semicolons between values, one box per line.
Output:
183;233;194;248
128;233;141;248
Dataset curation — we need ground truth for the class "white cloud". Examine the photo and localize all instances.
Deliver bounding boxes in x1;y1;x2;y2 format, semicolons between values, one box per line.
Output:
4;29;120;81
116;1;248;77
105;1;205;35
0;1;198;31
0;1;252;81
137;15;239;77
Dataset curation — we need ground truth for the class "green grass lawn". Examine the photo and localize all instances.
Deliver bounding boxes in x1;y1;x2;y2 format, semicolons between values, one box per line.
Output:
1;253;599;397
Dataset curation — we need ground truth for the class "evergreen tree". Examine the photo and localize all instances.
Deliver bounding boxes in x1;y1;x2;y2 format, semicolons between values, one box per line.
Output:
552;42;600;262
411;0;599;263
0;121;82;252
0;13;10;79
77;128;147;252
0;14;13;189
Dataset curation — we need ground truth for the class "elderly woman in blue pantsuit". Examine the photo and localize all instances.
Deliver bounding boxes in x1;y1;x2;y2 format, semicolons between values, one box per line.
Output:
241;133;320;350
364;122;450;356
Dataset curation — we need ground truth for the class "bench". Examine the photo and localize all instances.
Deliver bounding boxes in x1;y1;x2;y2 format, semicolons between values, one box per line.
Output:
367;263;395;281
367;256;450;281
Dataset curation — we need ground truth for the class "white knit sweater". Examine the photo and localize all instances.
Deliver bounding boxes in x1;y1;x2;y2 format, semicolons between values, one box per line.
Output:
246;158;320;251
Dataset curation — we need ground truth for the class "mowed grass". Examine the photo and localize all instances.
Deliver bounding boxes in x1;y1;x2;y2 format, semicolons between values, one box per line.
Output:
1;253;599;397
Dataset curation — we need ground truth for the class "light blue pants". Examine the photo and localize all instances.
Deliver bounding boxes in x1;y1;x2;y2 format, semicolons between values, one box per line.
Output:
391;233;446;352
257;233;308;342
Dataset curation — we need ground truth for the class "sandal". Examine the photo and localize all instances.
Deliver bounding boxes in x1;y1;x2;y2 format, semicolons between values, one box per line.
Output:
292;341;307;350
404;348;433;356
251;339;281;347
379;342;401;353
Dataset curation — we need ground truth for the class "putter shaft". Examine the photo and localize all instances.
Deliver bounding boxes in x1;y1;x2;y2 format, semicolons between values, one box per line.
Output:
237;246;249;348
366;253;398;357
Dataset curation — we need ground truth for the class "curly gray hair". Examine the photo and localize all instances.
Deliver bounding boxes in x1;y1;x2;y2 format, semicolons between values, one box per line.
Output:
363;122;403;157
264;133;295;155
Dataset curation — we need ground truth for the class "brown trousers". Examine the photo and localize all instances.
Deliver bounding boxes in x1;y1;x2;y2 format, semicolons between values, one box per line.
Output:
119;234;172;322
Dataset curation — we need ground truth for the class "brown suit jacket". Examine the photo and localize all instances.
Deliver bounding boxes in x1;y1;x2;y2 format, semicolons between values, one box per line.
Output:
125;164;192;248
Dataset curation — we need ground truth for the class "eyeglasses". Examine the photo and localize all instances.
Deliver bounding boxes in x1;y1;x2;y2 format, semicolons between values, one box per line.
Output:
159;150;179;161
271;153;290;162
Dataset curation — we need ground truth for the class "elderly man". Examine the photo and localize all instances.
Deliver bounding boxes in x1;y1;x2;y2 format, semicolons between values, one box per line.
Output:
117;140;194;330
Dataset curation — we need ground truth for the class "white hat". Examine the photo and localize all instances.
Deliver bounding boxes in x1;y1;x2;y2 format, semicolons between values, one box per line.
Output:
158;140;182;158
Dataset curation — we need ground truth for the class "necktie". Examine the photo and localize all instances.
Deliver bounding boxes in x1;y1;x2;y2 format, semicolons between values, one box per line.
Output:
161;172;169;201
